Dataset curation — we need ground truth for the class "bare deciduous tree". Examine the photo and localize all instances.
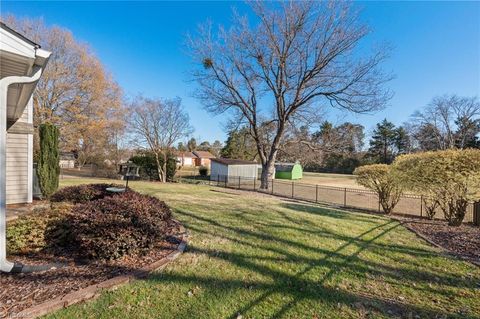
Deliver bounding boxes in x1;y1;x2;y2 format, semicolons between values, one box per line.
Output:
411;95;480;150
188;1;392;188
129;97;193;182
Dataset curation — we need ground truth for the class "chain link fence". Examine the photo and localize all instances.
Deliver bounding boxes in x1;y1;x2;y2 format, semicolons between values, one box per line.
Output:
177;174;477;224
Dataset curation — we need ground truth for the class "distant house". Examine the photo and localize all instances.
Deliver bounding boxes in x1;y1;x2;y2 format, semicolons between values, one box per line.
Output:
192;150;215;167
274;162;303;180
176;151;196;167
59;152;76;169
210;158;260;181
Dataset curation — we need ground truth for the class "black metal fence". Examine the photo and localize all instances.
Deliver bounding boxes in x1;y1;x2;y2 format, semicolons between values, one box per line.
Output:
177;174;477;224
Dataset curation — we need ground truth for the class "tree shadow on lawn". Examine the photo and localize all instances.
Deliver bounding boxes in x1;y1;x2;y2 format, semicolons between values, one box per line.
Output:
145;207;479;318
280;202;388;224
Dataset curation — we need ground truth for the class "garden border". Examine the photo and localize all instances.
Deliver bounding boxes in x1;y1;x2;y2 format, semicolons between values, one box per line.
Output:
15;221;188;319
392;218;480;268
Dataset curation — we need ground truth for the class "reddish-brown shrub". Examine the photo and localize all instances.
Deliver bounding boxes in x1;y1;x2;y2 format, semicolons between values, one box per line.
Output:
50;183;125;204
48;191;173;260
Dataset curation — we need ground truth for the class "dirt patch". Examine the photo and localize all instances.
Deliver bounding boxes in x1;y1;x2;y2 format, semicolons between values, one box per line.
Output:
0;220;183;318
395;216;480;264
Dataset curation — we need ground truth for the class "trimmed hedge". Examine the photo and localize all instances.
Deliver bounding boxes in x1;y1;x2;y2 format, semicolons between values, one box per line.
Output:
50;183;125;204
48;191;173;260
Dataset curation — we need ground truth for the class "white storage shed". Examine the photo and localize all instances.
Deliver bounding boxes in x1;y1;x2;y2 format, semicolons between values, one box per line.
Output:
210;158;260;182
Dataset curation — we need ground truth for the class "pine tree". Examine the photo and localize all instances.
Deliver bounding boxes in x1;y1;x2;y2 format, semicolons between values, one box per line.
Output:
367;119;398;164
37;123;60;197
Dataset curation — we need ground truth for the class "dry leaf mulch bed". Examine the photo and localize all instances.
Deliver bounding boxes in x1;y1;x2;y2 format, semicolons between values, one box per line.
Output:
395;216;480;264
0;220;183;318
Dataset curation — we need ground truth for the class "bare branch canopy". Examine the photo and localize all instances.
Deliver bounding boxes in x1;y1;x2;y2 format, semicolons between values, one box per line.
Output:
188;0;392;188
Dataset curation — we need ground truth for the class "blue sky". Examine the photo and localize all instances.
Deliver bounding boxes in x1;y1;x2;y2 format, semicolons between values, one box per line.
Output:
2;1;479;143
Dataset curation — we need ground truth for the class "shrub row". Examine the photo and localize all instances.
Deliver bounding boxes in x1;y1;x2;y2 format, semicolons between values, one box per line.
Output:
354;149;480;226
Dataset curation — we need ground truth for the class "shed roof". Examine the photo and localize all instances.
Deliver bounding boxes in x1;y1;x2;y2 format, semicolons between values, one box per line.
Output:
211;158;259;166
275;163;297;172
193;150;215;159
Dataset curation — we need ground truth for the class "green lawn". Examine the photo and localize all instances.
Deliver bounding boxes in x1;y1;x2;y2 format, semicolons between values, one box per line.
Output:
48;178;479;318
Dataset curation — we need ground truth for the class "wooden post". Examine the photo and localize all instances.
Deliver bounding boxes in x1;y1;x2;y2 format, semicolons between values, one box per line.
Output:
253;177;256;191
344;188;347;207
217;174;219;187
315;185;318;203
420;196;423;217
271;179;274;194
291;181;294;198
238;176;241;189
474;202;480;226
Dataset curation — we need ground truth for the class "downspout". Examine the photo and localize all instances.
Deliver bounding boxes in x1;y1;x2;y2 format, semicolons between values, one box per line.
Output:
0;68;62;273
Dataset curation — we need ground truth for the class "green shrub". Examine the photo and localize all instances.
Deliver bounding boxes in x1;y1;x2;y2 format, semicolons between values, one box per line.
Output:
393;149;480;226
7;205;71;254
50;183;124;204
48;191;173;260
130;151;177;181
354;164;403;214
199;166;208;176
37;123;60;197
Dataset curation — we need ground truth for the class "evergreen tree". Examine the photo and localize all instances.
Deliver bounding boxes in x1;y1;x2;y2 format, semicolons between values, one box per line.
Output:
198;141;212;152
177;142;187;152
395;126;411;155
367;119;398;164
221;128;258;160
187;138;197;151
37;123;60;197
414;123;441;151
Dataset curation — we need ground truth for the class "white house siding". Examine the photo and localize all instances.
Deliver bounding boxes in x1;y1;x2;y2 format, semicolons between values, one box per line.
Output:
183;157;194;166
5;100;32;204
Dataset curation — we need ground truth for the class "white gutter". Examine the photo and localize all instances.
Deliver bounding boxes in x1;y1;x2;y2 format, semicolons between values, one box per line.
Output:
0;68;43;273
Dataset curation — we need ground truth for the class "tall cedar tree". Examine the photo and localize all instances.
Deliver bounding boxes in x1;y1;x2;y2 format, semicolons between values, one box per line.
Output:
37;123;60;197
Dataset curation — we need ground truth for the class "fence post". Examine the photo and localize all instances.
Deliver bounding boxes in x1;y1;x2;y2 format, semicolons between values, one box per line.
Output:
420;195;423;217
292;181;294;198
315;185;318;203
217;174;219;187
378;197;381;213
238;176;241;189
474;202;480;226
225;175;227;188
271;179;274;194
253;177;256;191
344;188;347;207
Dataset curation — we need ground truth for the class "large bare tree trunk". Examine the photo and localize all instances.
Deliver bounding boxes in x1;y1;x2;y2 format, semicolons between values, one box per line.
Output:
260;160;275;189
154;153;164;183
161;153;168;183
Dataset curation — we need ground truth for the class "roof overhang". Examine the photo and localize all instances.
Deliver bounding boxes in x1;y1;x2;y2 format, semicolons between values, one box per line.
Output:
0;23;51;123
